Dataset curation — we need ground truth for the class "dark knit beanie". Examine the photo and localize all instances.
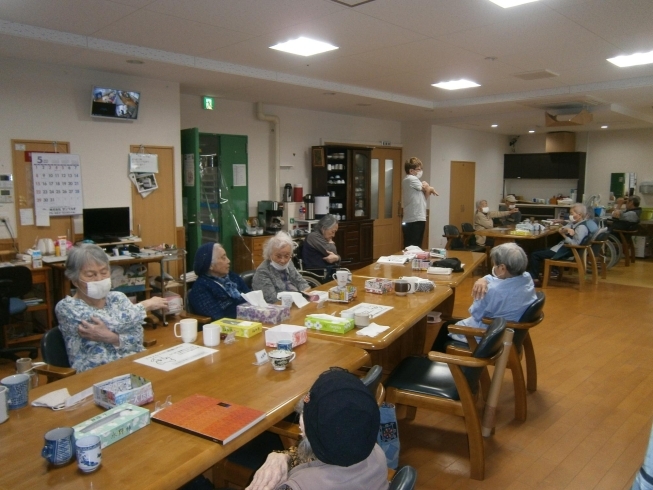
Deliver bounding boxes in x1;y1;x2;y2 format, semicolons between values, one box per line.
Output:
303;369;379;467
193;243;217;276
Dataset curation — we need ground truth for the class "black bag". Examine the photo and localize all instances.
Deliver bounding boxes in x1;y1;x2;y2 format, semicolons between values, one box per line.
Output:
432;257;464;272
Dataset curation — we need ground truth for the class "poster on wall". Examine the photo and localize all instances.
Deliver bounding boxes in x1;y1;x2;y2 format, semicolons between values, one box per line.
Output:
31;153;83;216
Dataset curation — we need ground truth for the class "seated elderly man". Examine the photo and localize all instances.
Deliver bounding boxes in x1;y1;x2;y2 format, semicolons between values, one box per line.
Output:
498;195;522;225
246;368;388;490
474;199;519;247
528;203;591;287
610;195;642;231
432;243;536;351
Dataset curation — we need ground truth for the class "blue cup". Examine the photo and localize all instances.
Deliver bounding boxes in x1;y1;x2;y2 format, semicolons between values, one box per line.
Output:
1;374;30;410
277;340;293;352
42;427;76;466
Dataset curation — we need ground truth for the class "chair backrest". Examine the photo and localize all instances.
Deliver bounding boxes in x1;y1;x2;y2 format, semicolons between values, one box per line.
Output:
462;317;506;391
389;465;417;490
40;327;71;368
590;228;610;254
460;222;477;246
239;270;256;289
0;266;32;298
513;291;545;349
360;365;382;397
443;225;464;250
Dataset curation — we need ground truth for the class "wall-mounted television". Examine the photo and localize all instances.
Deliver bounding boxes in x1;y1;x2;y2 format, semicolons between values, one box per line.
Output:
83;207;131;242
91;87;140;120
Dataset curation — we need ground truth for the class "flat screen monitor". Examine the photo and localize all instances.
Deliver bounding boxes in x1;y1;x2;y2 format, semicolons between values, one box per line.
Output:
91;87;140;120
83;207;131;242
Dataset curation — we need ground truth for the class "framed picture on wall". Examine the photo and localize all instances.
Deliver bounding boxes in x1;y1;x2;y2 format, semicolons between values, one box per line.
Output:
312;147;325;168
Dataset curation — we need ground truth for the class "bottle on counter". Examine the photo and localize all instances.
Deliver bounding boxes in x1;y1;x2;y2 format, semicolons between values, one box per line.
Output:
299;204;306;221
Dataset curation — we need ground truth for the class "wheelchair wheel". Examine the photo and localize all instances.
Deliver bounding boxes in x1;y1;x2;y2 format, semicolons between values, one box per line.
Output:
606;234;623;268
299;272;323;289
602;239;618;270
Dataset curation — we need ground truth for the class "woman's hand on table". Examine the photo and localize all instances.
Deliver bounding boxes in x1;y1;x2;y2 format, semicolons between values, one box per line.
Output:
78;317;120;346
246;452;289;490
324;251;340;264
140;297;169;311
472;277;489;300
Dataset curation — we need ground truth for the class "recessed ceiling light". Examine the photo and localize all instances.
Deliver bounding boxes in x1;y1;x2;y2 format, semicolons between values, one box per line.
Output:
607;49;653;67
432;79;480;90
528;130;535;133
491;124;498;128
601;125;608;129
270;37;338;57
126;59;144;64
488;0;539;7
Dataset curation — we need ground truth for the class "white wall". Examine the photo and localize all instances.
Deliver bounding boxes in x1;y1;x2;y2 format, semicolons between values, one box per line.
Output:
0;59;181;241
180;95;402;216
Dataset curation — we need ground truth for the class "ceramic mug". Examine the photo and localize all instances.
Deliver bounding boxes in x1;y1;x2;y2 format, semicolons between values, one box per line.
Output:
76;435;102;473
332;270;349;288
1;374;30;410
0;386;8;424
399;276;419;294
202;324;221;347
394;280;409;296
268;349;296;371
354;311;372;328
42;427;76;466
174;318;198;343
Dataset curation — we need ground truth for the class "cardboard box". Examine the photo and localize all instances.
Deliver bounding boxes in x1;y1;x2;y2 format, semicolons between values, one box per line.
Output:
213;318;263;338
328;285;357;303
93;374;154;409
73;404;150;449
305;314;355;334
237;304;290;324
265;324;308;348
364;278;394;295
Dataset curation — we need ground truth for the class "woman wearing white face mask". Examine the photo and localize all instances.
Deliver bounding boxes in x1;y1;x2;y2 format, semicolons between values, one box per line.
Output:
253;231;310;303
473;199;519;246
55;243;168;373
402;157;438;248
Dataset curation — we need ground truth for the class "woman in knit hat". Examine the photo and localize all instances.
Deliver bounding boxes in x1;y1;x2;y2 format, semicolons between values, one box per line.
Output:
187;242;250;321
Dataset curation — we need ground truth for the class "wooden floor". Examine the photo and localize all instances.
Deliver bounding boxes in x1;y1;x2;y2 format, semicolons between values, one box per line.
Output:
1;258;651;489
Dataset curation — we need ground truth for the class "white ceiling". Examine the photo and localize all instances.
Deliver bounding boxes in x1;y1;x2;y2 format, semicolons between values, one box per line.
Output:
2;0;653;134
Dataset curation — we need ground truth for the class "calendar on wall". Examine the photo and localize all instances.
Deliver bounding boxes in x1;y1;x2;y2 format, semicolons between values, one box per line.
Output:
31;153;83;216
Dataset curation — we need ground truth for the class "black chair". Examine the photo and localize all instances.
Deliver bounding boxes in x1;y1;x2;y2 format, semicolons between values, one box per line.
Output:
389;465;417;490
0;266;38;362
443;225;486;253
239;269;256;289
461;222;480;247
33;326;75;383
385;318;507;480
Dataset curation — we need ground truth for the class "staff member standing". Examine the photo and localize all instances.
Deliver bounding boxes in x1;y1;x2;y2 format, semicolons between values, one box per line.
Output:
402;157;438;248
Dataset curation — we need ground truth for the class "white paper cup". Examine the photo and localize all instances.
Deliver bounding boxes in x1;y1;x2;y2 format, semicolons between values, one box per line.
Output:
203;324;221;347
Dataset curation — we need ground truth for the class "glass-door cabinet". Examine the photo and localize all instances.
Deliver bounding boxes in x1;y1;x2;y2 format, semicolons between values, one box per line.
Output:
312;146;371;221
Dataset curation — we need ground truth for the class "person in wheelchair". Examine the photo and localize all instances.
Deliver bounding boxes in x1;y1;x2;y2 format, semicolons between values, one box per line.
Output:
302;215;341;278
253;231;311;304
609;195;642;231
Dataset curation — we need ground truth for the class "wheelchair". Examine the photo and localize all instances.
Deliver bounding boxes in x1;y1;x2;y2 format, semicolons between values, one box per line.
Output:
292;238;333;287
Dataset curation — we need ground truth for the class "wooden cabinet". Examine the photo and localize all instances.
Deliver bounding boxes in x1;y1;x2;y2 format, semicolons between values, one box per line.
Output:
232;235;267;273
333;219;374;270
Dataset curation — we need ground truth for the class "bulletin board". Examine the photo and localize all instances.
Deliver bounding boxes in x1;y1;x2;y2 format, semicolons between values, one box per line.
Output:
10;139;75;255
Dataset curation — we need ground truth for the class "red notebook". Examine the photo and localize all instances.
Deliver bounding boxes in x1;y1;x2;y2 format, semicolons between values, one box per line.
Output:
152;394;266;444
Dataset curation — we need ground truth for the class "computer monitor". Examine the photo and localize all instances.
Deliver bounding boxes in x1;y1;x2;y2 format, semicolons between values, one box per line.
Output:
82;207;131;242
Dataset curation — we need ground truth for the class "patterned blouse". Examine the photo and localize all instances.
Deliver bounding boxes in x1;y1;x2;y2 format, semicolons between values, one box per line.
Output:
55;292;146;373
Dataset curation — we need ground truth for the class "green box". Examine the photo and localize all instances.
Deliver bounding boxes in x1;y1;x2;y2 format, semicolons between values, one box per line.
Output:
305;314;355;334
73;404;150;449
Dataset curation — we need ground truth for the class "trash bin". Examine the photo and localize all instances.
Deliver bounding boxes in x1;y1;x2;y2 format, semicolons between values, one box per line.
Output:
633;236;646;258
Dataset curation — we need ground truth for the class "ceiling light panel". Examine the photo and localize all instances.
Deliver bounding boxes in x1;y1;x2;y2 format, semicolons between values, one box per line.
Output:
432;79;480;90
607;49;653;68
270;37;338;57
488;0;539;7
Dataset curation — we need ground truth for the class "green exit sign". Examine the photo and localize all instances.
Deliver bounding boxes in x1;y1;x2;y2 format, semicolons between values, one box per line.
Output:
202;96;215;110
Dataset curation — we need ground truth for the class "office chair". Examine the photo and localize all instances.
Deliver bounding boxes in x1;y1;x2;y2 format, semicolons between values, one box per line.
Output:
0;266;38;362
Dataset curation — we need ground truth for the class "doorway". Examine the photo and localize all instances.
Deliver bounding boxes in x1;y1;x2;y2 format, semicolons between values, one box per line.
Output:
371;147;402;257
449;161;476;229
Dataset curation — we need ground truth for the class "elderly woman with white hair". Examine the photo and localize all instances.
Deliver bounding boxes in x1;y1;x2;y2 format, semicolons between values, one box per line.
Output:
55;243;168;373
253;231;310;304
528;203;590;286
432;242;536;350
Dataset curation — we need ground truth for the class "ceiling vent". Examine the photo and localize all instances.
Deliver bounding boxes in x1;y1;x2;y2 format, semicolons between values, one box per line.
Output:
513;69;559;81
545;110;593;127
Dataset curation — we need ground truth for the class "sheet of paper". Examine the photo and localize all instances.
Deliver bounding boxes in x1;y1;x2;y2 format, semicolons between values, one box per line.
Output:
35;206;50;226
347;303;393;319
19;208;34;226
134;344;217;372
233;164;246;187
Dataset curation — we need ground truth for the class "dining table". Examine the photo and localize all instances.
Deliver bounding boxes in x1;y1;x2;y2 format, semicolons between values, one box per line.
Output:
281;275;452;373
471;224;562;252
0;326;369;490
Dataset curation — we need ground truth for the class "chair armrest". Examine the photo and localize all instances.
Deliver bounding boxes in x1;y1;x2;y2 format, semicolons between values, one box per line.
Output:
181;311;211;327
427;351;493;367
34;365;76;381
482;315;543;330
143;339;157;348
446;345;472;356
267;420;302;439
563;243;589;249
447;325;485;337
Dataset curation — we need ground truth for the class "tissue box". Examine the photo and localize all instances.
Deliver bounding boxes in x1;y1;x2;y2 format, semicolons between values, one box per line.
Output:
411;258;431;271
430;248;446;259
237;304;290;324
364;278;394;295
93;374;154;409
328;285;357;303
305;314;355;334
213;318;263;338
73;404;150;449
265;324;308;348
